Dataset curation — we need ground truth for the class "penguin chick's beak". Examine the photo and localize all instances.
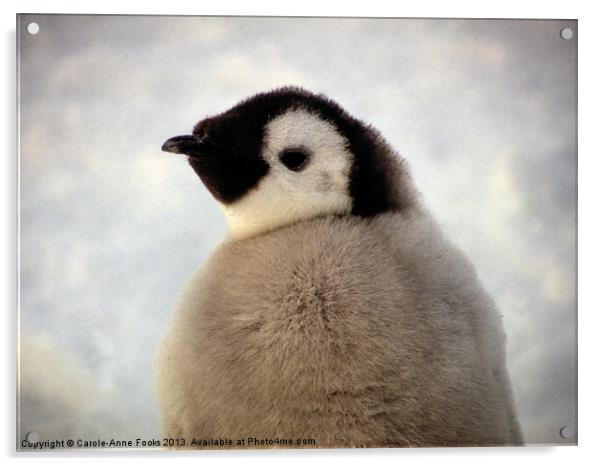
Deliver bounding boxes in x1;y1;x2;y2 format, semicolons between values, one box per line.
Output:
161;135;209;159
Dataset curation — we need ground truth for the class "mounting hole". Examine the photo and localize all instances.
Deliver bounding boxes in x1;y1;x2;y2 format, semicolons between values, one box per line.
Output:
560;27;573;40
25;431;40;443
27;22;40;35
559;425;572;439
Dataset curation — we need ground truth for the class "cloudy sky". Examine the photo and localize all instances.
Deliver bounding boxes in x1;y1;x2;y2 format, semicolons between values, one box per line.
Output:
17;15;576;447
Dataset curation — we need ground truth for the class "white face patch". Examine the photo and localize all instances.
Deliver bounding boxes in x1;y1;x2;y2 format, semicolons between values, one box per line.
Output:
222;108;354;239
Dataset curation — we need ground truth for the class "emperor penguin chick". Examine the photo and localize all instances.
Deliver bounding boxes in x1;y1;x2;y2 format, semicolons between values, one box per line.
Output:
156;87;523;448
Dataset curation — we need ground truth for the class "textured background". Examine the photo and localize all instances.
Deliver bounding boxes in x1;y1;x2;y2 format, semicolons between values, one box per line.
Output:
18;15;576;446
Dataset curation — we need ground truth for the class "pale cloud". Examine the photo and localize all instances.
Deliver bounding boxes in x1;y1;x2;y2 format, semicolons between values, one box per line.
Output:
18;331;129;442
212;52;313;91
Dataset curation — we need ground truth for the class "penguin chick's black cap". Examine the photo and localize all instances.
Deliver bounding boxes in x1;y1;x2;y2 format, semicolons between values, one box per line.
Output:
162;86;414;216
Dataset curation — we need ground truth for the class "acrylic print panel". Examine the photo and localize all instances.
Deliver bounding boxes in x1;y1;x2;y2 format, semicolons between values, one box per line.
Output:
17;15;577;450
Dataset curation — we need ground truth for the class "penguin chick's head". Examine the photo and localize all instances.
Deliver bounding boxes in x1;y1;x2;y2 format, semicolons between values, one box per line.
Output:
162;87;415;239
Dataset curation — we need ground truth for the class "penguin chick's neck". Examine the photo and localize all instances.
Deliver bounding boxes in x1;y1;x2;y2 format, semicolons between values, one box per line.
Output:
220;185;353;239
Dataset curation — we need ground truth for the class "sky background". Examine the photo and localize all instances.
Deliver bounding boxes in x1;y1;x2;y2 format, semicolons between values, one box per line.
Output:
17;15;576;447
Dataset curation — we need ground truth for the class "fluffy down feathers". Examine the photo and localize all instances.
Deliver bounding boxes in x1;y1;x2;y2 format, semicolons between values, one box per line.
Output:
155;209;523;447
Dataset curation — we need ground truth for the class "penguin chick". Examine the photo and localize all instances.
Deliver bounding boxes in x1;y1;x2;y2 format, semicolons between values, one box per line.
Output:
155;87;523;448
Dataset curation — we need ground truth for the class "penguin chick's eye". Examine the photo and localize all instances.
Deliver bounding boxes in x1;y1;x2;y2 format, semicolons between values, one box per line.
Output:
279;149;310;172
